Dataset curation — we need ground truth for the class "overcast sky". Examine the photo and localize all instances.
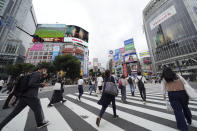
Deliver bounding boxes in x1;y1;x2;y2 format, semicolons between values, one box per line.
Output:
33;0;150;67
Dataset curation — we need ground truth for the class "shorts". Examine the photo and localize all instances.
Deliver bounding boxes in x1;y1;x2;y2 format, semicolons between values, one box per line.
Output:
98;86;102;91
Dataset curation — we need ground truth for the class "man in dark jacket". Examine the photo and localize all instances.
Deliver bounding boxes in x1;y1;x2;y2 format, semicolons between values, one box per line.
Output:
0;66;49;130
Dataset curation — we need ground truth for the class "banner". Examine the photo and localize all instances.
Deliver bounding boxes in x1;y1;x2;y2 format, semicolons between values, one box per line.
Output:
114;54;119;61
124;38;135;51
139;51;150;58
123;64;128;77
124;52;137;63
120;48;125;53
115;49;120;54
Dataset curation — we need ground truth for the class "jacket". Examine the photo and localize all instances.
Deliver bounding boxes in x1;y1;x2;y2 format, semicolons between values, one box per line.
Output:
22;71;44;98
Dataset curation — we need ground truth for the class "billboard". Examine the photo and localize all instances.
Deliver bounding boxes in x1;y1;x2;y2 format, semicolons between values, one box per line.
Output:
120;48;125;53
30;44;43;51
124;52;137;63
139;51;150;58
51;45;60;61
114;54;119;61
34;24;66;38
115;49;120;54
64;37;88;47
124;38;135;51
65;25;89;42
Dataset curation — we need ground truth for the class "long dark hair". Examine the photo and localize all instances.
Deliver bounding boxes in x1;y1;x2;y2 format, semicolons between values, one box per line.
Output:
105;70;110;78
161;67;178;82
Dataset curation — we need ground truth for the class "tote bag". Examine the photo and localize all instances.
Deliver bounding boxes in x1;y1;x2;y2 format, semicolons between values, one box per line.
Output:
178;75;197;99
104;77;118;96
53;83;61;90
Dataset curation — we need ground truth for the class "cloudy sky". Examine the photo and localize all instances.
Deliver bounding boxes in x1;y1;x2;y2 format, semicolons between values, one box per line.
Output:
33;0;150;67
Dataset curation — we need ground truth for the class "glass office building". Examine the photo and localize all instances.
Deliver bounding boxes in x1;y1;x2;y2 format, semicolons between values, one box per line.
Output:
143;0;197;79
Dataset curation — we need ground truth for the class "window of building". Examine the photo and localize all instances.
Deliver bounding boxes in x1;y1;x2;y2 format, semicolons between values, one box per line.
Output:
33;56;37;59
43;56;47;59
39;52;43;55
44;52;48;55
34;52;38;55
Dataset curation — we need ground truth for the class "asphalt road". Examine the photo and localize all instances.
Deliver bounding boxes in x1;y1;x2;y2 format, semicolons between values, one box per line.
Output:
0;84;197;131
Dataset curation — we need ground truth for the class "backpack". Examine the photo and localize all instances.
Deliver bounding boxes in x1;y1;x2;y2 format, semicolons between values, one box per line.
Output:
15;74;32;96
118;80;123;89
137;76;144;89
127;77;133;84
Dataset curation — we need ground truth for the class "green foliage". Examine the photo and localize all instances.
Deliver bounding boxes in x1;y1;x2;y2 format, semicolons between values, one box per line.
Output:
53;55;81;81
6;63;35;78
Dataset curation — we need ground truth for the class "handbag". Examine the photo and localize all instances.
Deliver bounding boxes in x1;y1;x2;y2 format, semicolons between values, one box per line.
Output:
178;75;197;99
104;76;118;96
53;82;61;90
166;100;173;112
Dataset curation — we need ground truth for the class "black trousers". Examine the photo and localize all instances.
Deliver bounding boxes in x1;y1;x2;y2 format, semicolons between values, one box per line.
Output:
0;97;44;129
3;92;18;108
139;86;146;101
99;98;117;118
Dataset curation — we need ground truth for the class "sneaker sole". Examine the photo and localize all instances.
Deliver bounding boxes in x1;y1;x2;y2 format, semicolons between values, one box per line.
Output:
37;122;50;129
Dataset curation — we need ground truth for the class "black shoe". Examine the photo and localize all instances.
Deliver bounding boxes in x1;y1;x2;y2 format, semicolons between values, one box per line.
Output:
47;104;53;107
96;117;101;127
62;100;66;104
187;119;192;125
37;121;50;129
2;106;9;109
113;115;119;119
132;92;134;96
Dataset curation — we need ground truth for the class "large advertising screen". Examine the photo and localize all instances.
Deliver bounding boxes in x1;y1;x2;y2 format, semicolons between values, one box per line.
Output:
34;24;66;38
124;52;137;63
124;38;135;51
65;25;89;42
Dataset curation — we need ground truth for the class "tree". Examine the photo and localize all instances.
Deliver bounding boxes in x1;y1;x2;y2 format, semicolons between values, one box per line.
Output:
53;55;81;81
6;63;35;78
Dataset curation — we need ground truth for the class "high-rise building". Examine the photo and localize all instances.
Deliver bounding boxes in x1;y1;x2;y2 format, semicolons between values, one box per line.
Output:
0;0;37;77
143;0;197;79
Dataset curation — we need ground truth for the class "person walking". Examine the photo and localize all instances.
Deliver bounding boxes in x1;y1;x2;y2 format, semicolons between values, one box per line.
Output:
0;78;4;92
97;74;103;94
48;79;66;107
161;67;192;131
135;71;147;104
119;75;128;103
89;77;96;95
96;70;118;127
0;66;50;130
127;74;135;96
77;76;84;101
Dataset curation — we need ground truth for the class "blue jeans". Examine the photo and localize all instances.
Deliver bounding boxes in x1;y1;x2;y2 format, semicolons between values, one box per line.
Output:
129;84;135;93
168;90;192;131
90;84;96;95
78;85;83;100
121;86;126;101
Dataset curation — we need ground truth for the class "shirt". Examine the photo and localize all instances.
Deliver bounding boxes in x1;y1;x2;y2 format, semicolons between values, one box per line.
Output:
135;75;146;84
0;80;4;86
78;79;84;85
97;77;103;86
120;78;128;86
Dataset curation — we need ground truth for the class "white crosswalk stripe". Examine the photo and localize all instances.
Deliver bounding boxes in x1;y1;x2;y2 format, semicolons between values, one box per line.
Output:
1;90;197;131
40;98;73;131
81;92;197;128
2;107;29;131
63;99;124;131
67;94;178;131
0;93;8;100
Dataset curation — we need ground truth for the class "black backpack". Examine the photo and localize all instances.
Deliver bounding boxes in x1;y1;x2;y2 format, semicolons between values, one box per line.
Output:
15;74;32;96
137;76;144;89
127;77;133;84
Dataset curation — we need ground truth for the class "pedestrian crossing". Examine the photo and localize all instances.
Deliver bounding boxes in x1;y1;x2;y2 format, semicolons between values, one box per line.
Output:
0;93;8;101
0;90;197;131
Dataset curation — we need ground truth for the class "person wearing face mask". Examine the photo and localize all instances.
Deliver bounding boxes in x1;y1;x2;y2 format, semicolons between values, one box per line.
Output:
0;65;50;130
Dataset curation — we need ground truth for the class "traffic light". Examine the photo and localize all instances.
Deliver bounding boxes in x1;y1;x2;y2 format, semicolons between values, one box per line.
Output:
32;35;44;43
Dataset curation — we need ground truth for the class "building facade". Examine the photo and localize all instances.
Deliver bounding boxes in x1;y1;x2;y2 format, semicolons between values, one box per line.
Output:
26;24;89;76
0;0;37;77
143;0;197;79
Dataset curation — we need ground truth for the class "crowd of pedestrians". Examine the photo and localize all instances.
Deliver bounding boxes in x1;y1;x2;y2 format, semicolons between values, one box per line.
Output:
0;65;195;131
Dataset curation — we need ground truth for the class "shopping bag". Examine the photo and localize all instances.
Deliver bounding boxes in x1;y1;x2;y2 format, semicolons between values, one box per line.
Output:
166;100;173;112
178;75;197;99
53;83;61;90
104;81;118;96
